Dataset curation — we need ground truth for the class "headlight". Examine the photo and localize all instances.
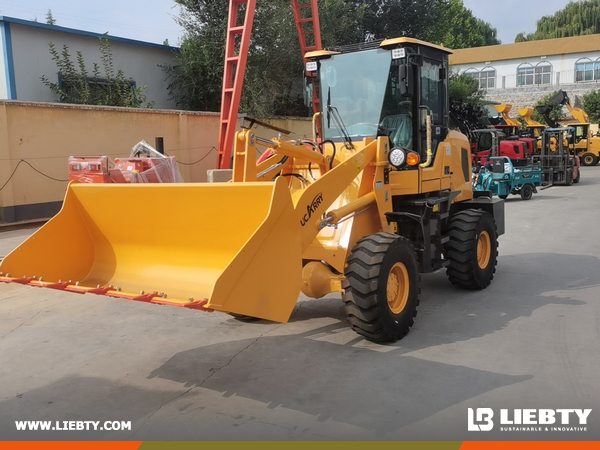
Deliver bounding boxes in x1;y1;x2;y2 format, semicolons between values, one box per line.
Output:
389;147;407;168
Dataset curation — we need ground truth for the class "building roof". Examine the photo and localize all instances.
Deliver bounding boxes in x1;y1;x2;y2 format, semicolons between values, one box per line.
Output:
449;34;600;65
0;16;178;51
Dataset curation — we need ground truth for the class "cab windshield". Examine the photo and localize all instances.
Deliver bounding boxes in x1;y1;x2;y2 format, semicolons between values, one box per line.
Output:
320;49;400;142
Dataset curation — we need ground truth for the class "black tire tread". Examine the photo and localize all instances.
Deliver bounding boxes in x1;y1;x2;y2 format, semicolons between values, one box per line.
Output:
445;210;498;290
343;233;420;342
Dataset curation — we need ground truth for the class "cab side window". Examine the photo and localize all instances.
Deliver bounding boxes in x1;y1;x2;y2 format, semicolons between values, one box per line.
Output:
421;60;442;124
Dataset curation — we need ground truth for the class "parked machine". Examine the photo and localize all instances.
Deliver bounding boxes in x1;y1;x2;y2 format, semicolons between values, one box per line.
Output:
471;129;534;166
539;90;600;166
0;38;505;342
493;104;522;137
517;107;546;140
536;127;580;185
474;157;542;200
473;130;541;200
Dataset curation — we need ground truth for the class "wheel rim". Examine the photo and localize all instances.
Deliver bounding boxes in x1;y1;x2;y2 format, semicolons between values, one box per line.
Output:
387;262;409;314
477;231;492;269
584;155;594;165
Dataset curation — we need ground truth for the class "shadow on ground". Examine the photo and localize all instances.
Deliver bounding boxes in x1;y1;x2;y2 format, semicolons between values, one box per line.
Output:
1;253;597;439
145;252;597;435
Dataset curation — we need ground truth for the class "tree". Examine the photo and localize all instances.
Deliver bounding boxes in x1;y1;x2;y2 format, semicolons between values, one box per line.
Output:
531;91;564;124
162;1;229;112
449;71;482;103
46;9;57;25
428;0;500;48
164;0;501;115
515;0;600;42
583;90;600;124
448;70;487;134
41;36;153;108
364;0;440;42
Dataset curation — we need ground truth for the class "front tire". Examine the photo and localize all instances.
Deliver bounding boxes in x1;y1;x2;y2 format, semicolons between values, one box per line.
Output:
343;233;420;342
445;210;498;290
520;184;533;200
573;169;581;184
581;153;598;166
566;168;573;186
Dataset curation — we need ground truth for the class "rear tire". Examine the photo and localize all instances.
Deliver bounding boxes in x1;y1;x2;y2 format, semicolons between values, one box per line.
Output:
520;184;533;200
343;233;420;343
445;210;498;290
581;153;597;166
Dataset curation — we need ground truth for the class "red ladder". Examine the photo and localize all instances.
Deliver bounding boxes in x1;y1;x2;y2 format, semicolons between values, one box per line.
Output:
217;0;322;169
291;0;322;58
292;0;323;137
217;0;257;169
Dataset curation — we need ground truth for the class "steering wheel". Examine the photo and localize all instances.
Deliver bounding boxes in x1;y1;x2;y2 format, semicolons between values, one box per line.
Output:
345;123;379;135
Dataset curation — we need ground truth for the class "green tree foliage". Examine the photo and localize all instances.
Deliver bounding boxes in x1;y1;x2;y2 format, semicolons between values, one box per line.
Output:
41;37;153;108
515;0;600;42
165;0;500;115
583;90;600;124
46;9;56;25
531;91;564;124
449;71;482;103
448;70;487;132
428;0;500;48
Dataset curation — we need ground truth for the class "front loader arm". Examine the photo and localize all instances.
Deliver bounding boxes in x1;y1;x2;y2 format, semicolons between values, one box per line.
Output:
208;134;379;321
289;139;378;250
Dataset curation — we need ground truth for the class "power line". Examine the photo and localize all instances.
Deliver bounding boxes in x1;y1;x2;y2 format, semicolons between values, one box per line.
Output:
0;159;68;192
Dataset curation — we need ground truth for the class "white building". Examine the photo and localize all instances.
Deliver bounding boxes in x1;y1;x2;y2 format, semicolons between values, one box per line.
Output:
449;34;600;114
0;16;178;109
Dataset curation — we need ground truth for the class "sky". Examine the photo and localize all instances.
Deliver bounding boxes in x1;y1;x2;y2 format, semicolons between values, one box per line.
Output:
0;1;578;47
463;0;573;44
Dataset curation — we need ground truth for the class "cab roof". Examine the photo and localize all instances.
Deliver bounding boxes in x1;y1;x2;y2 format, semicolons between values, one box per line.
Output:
305;37;452;60
380;37;453;54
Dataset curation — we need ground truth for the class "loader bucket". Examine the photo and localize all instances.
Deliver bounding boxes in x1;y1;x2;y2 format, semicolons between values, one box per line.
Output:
0;177;304;323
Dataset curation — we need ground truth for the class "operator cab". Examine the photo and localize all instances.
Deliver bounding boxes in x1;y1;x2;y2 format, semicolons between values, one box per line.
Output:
570;123;589;144
305;37;451;168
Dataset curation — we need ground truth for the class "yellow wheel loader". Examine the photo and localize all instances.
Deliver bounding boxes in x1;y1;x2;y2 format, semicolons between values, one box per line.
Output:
0;38;505;342
546;90;600;166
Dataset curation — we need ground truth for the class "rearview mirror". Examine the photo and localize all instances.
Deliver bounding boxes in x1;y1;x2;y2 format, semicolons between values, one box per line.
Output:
304;76;313;108
399;64;414;98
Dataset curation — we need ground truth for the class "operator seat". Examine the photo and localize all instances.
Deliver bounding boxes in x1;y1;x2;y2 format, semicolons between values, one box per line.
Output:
381;114;413;149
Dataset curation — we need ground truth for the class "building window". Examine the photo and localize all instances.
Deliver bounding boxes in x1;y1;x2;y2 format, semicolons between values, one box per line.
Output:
535;62;552;85
575;58;600;82
464;67;495;89
465;68;479;81
479;67;496;89
517;64;534;86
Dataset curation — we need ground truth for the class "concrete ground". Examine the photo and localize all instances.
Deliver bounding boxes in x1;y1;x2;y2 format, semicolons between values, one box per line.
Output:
1;168;600;441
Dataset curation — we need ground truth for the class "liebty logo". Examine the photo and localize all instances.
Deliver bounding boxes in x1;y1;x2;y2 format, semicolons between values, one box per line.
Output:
468;408;494;431
300;192;324;226
468;408;592;432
